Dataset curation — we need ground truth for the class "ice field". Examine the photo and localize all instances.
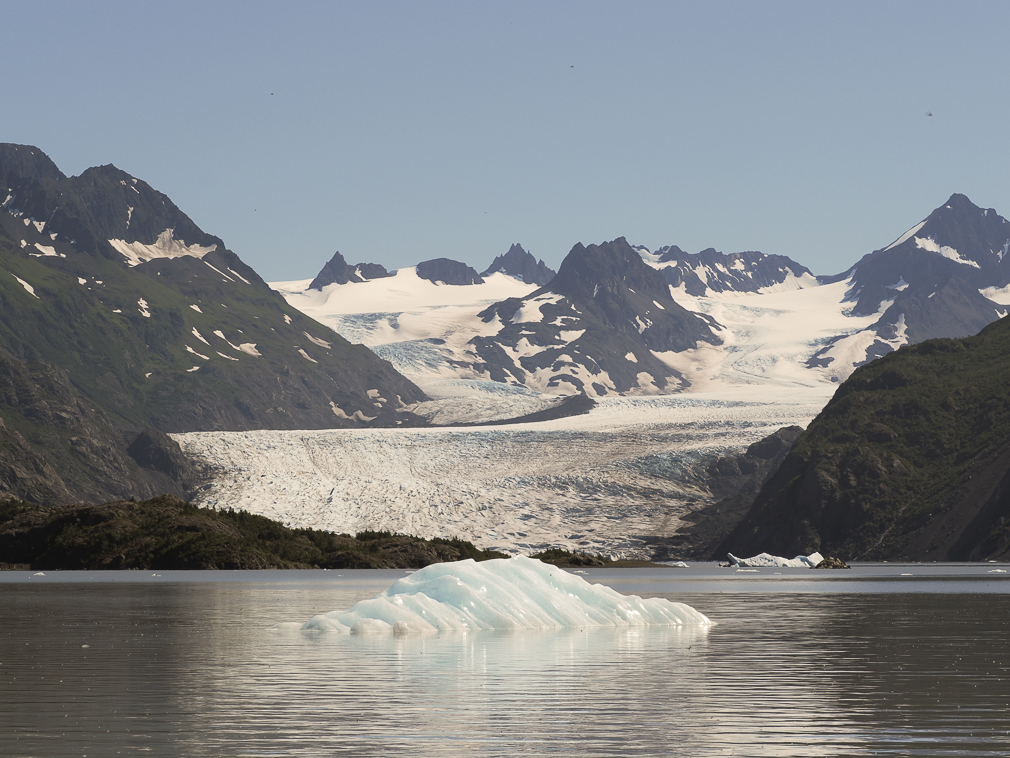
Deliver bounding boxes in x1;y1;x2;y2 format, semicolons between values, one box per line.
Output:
176;384;831;558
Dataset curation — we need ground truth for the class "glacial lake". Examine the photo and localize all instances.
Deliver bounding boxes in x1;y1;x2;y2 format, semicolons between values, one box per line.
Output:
2;564;1009;757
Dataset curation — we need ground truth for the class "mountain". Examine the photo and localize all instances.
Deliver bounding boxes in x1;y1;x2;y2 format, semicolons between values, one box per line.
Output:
464;237;722;396
640;245;816;296
308;251;392;289
720;316;1010;562
808;193;1010;376
481;243;556;285
0;143;427;435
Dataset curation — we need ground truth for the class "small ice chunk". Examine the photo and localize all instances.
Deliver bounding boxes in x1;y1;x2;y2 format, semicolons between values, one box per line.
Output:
727;551;824;568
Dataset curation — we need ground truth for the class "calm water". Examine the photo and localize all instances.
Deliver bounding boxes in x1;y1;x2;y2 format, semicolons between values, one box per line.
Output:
2;564;1009;757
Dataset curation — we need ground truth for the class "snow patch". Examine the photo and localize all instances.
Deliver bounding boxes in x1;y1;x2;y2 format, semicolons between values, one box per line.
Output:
885;278;909;291
190;304;203;313
625;352;638;363
914;236;980;268
191;328;210;346
31;244;62;257
10;273;38;299
883;220;927;251
109;229;217;266
980;284;1010;305
303;332;331;349
297;348;318;363
137;298;151;318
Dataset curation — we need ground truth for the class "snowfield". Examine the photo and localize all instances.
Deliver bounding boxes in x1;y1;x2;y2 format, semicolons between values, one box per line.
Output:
175;385;831;559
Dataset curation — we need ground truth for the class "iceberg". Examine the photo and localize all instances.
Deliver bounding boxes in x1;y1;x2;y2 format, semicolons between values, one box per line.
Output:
727;551;824;568
301;555;711;635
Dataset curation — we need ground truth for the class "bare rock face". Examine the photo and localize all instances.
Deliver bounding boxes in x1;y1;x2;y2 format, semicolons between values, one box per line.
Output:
415;258;484;286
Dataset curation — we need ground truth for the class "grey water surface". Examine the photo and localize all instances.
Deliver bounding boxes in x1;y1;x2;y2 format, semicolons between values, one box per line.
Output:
2;564;1008;757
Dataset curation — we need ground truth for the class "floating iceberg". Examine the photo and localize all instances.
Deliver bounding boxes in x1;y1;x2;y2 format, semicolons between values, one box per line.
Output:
301;555;711;635
727;551;824;568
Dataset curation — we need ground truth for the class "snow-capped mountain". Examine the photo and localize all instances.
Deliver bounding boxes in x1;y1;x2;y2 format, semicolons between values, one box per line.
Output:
640;245;816;296
465;237;722;396
0;143;427;435
481;243;556;285
277;194;1010;401
807;193;1010;376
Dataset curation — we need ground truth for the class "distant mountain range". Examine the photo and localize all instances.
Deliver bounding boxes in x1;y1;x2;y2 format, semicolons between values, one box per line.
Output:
283;193;1010;398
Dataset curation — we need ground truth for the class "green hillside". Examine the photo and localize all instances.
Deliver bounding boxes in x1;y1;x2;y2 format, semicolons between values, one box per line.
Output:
722;317;1010;561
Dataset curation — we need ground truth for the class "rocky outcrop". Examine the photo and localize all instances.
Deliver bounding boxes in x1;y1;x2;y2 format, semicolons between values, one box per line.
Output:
415;258;484;286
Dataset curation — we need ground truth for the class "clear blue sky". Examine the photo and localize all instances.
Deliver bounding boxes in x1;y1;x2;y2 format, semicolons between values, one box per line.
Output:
6;0;1010;281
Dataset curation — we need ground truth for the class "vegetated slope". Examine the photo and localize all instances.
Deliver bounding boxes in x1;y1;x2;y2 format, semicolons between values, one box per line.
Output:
721;316;1010;561
0;349;197;504
0;143;427;433
0;495;509;570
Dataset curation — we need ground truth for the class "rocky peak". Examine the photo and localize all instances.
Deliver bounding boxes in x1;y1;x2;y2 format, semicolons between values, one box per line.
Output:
308;251;392;290
481;243;556;285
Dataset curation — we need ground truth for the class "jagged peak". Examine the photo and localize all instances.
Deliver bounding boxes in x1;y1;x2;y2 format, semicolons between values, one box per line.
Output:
0;143;66;183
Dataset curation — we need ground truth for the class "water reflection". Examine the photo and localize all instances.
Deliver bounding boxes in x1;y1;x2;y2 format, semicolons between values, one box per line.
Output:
2;571;1009;756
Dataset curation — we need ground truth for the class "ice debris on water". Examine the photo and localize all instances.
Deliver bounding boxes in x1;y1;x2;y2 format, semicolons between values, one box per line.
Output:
727;552;824;568
301;555;711;635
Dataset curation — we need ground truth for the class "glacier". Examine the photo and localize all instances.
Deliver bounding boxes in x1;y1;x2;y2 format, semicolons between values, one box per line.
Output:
175;385;830;559
300;555;711;635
